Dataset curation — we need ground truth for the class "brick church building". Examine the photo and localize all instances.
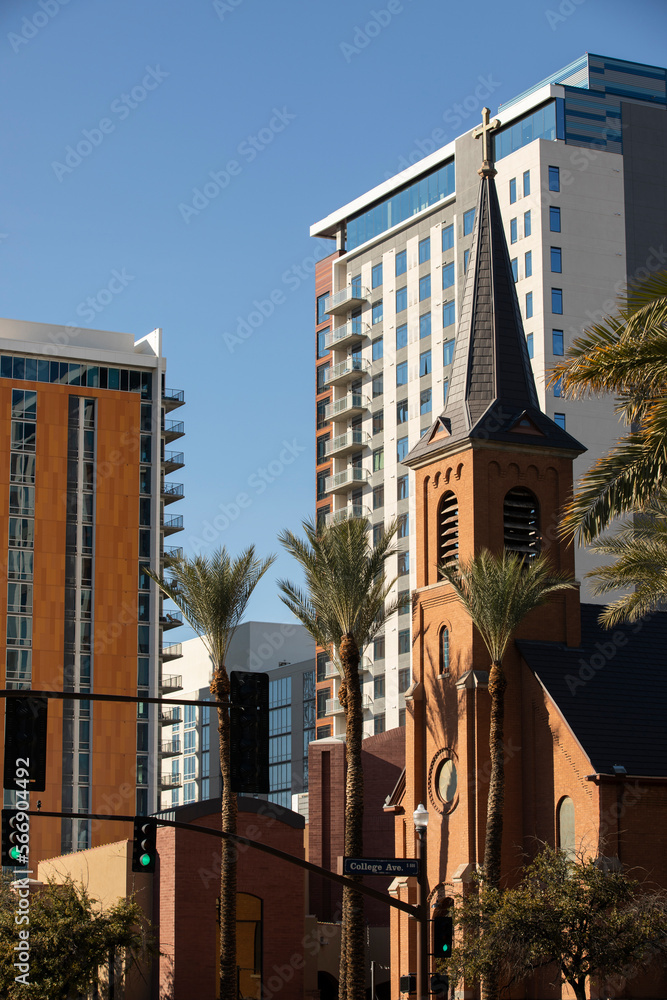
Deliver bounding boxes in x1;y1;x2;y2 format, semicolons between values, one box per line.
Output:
387;122;667;998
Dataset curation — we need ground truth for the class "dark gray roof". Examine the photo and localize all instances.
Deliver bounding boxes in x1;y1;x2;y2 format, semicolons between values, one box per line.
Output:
517;604;667;778
405;174;584;468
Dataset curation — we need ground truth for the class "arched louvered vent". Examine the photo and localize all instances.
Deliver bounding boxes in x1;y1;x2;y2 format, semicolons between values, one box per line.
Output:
503;487;540;559
437;491;458;575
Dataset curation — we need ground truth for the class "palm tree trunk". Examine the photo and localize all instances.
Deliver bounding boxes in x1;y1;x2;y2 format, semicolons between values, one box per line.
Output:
340;633;365;1000
211;665;237;1000
482;660;507;1000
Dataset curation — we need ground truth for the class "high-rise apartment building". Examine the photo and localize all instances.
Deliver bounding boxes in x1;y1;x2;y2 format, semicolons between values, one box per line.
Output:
158;622;315;813
0;318;184;863
311;53;667;737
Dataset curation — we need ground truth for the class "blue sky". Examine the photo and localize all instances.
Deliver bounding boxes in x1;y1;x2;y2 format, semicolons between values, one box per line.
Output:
1;0;665;631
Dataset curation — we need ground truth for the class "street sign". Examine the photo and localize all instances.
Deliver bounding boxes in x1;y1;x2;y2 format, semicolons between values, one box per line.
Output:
343;857;420;877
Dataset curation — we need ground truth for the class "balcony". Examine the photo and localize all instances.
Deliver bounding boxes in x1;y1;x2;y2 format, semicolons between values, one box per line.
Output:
161;738;181;757
325;694;372;715
162;642;183;662
159;707;182;725
324;656;372;679
161;674;183;692
160;772;182;788
163;514;184;535
160;610;183;630
162;387;185;412
163;546;183;565
162;481;184;505
163;420;185;443
325;505;371;528
324;286;370;316
324;321;370;351
324;393;370;421
324;358;369;388
324;430;370;459
324;467;369;495
163;450;185;473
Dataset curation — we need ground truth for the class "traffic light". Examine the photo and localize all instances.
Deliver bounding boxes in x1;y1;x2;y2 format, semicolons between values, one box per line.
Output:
399;975;416;994
1;810;28;868
230;671;269;794
131;818;157;873
3;697;48;791
432;913;454;958
430;973;449;997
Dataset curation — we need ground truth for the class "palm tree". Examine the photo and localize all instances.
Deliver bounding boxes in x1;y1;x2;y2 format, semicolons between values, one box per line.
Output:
439;550;574;1000
278;516;398;1000
585;491;667;627
551;270;667;543
149;546;275;1000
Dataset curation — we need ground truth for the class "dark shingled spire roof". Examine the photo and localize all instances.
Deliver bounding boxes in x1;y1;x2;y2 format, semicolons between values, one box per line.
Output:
405;174;584;468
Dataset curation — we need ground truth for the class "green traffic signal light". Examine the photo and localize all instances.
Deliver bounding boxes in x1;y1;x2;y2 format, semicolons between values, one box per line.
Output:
139;852;152;867
9;847;21;862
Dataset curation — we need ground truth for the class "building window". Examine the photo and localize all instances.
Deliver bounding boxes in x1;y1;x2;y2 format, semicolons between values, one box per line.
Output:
442;262;455;290
373;448;384;472
419;275;431;301
440;627;450;674
317;328;329;359
372;374;383;397
317;652;328;682
398;512;409;538
398;667;411;693
397;400;409;425
396;287;407;312
523;170;530;196
397;437;409;463
525;250;532;278
351;275;361;297
551;247;562;273
524;210;531;237
397;475;409;500
441;224;454;251
398;629;411;655
374;675;385;699
396;249;407;275
398;551;409;576
317;434;329;466
317;294;329;324
526;292;533;319
554;412;566;430
552;329;564;356
504;488;540;559
463;249;470;272
443;301;455;328
317;472;327;501
372;301;383;325
552;288;563;314
443;339;454;366
372;337;383;361
398;589;410;614
463;208;475;235
510;218;517;244
443;379;449;403
374;714;386;735
509;177;516;204
316;363;330;394
420;350;432;376
526;333;534;359
419;313;431;340
372;263;383;288
373;484;384;509
396;362;408;387
549;206;561;232
437;491;458;571
396;323;408;350
419;237;430;263
548;165;560;191
398;708;406;727
511;258;518;282
420;388;432;415
316;689;329;719
317;400;329;429
372;409;384;434
373;523;384;548
374;635;385;660
554;377;563;398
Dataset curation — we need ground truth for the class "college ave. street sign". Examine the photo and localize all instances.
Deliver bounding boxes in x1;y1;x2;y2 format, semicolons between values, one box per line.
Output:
343;857;420;876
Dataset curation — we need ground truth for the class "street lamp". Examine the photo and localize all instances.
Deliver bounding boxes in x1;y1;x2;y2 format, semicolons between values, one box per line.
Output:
413;804;429;1000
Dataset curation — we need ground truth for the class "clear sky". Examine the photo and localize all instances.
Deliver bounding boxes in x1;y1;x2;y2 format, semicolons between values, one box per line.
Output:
1;0;665;634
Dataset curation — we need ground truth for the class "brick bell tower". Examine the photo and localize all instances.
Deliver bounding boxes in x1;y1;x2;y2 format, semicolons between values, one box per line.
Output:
387;113;586;996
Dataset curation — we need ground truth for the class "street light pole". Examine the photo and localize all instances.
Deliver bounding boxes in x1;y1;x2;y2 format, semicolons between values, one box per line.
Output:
413;803;429;1000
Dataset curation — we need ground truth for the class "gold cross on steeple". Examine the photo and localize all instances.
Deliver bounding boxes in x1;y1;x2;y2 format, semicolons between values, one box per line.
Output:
473;107;501;178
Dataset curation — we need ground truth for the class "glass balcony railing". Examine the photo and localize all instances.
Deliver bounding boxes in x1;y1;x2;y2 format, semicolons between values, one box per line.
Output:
324;358;369;387
324;467;369;494
324;430;370;458
324;504;371;527
324;393;370;421
324;286;370;316
324;321;370;350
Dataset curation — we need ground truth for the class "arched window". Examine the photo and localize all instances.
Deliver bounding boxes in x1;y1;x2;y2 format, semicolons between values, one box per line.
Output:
437;491;458;574
503;487;540;559
440;627;450;675
557;796;575;859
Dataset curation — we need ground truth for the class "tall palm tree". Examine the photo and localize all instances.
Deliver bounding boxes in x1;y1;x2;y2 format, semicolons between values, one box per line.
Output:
149;546;275;1000
551;270;667;543
439;550;574;1000
278;516;398;1000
